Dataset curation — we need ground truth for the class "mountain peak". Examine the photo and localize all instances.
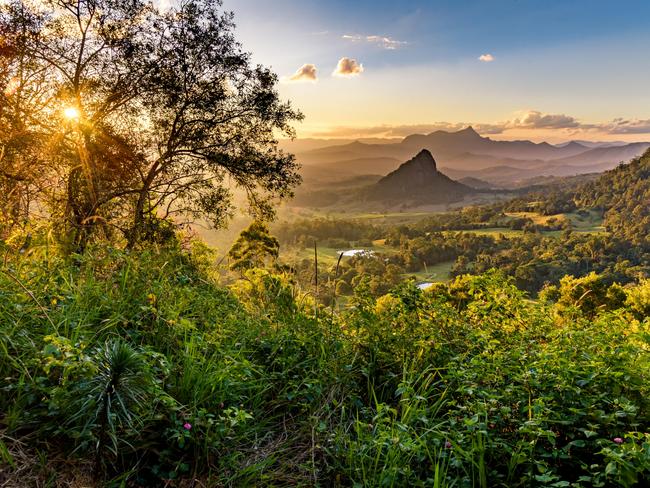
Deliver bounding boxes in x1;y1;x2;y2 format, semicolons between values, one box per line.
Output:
458;126;482;138
415;148;435;159
372;149;472;203
406;148;437;172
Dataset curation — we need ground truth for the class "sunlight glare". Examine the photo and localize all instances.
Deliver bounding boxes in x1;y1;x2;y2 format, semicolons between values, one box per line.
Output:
63;106;80;120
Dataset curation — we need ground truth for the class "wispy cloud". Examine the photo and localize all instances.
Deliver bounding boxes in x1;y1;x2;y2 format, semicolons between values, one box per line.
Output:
478;53;495;62
342;34;408;50
513;111;579;129
333;57;364;77
601;118;650;134
287;64;318;82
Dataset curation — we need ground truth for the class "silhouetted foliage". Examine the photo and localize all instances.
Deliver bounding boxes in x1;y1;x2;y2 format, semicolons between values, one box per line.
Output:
0;0;302;251
228;220;280;272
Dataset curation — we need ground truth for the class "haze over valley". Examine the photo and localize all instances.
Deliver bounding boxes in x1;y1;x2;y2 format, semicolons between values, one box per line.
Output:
285;126;650;191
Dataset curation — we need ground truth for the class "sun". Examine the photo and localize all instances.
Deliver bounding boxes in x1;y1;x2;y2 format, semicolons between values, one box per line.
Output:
63;106;80;120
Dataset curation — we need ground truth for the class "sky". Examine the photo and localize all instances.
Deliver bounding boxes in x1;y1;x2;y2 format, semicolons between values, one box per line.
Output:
222;0;650;142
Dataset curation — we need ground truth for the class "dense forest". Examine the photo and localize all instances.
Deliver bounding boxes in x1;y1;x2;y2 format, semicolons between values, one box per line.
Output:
1;0;649;486
277;150;649;296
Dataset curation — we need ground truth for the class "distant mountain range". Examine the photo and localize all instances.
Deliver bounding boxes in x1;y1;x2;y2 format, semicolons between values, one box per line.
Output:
288;127;650;188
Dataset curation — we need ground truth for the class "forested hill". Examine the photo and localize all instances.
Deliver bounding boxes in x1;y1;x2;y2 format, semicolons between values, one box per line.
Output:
575;147;650;208
575;148;650;247
504;148;650;246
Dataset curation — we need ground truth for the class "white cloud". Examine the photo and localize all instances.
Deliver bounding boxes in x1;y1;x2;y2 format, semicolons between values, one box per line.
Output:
333;57;364;77
342;34;408;50
478;53;495;62
288;64;318;82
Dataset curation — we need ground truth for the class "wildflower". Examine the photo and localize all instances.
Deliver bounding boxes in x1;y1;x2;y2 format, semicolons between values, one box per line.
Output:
445;441;452;449
183;422;192;430
613;437;623;444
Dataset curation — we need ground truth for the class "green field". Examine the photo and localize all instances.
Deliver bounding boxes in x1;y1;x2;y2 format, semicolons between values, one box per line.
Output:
563;210;606;232
444;227;524;238
506;210;605;233
281;209;439;226
406;261;454;283
282;242;454;284
279;209;606;281
441;210;606;239
282;241;396;269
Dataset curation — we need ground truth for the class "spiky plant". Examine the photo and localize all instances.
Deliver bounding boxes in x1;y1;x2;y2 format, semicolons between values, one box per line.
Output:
69;339;151;478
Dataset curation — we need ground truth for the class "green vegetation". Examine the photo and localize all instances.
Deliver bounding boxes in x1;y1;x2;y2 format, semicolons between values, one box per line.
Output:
279;151;648;295
406;261;455;283
1;0;649;484
1;245;649;486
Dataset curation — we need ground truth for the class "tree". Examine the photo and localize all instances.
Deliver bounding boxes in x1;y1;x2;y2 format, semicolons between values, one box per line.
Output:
0;3;51;238
228;220;280;272
0;0;302;251
548;272;627;318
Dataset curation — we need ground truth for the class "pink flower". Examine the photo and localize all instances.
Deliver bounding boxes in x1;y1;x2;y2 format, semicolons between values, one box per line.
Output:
613;437;623;444
183;422;192;430
445;441;452;449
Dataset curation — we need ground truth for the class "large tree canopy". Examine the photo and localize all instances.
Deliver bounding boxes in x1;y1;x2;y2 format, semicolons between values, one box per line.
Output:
0;0;302;250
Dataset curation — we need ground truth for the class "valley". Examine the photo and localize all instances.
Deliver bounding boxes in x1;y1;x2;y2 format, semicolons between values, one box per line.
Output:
284;127;650;191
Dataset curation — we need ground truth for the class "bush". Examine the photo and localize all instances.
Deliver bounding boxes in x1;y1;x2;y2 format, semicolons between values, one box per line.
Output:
1;249;649;486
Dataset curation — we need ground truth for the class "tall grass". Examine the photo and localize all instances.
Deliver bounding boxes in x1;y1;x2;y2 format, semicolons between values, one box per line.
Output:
0;243;649;486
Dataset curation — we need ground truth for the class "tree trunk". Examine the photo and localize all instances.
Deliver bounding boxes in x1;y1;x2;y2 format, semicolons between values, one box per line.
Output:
127;163;160;249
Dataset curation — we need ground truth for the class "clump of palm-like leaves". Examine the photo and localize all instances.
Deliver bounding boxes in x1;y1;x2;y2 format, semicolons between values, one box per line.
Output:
67;339;152;478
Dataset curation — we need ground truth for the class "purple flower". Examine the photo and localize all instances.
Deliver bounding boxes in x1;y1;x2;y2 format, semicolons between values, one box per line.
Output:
183;422;192;430
613;437;623;444
445;441;452;449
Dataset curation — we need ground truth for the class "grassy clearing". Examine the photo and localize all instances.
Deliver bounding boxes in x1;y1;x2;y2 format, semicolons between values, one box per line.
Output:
279;205;444;226
505;211;566;225
564;210;606;232
282;242;396;269
506;210;605;233
405;261;454;283
445;227;524;238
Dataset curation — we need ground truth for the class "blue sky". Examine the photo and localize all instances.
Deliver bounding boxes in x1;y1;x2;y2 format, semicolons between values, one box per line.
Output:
222;0;650;141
